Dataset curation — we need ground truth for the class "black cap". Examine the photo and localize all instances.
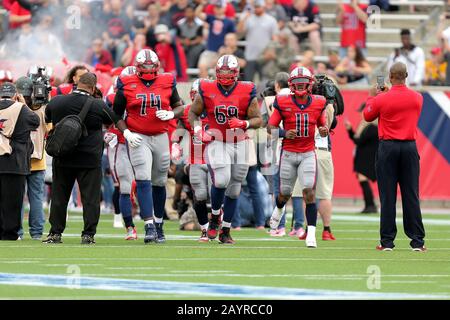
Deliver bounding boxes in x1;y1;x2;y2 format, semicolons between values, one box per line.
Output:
15;76;34;97
0;82;17;98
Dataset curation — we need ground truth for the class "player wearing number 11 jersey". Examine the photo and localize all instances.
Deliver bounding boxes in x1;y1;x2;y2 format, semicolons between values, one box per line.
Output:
113;49;184;244
188;55;262;244
268;67;329;248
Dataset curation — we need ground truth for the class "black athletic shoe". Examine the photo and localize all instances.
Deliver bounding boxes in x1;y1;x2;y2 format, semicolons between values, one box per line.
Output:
42;233;62;244
361;205;378;214
144;223;157;244
81;234;96;245
207;210;222;240
219;227;235;244
155;222;166;244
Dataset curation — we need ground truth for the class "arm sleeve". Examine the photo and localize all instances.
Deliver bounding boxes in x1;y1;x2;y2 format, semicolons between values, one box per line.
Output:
170;86;182;106
268;108;282;127
363;96;380;122
113;78;127;118
100;100;120;125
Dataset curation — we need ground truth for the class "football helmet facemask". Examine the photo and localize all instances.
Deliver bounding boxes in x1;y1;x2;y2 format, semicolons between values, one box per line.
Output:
216;55;239;87
288;67;314;97
134;49;160;81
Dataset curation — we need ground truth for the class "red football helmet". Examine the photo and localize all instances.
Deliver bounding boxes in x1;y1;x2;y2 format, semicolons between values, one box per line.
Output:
134;49;160;81
288;67;314;97
216;55;239;86
190;78;200;102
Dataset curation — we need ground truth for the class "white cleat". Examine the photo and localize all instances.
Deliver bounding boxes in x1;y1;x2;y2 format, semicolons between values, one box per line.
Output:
306;237;317;248
113;214;124;228
305;226;317;248
270;206;285;230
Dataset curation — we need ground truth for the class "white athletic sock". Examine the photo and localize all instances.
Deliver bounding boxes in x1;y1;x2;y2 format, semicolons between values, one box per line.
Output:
144;219;154;225
201;223;209;230
154;217;163;224
212;208;221;215
222;221;231;228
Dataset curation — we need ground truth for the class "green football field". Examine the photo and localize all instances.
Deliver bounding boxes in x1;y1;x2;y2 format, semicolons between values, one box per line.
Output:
0;211;449;300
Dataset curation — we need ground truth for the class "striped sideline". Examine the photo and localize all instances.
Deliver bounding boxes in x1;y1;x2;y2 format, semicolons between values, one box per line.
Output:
0;273;448;300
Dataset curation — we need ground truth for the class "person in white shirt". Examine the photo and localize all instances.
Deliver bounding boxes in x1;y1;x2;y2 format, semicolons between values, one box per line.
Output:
387;29;425;86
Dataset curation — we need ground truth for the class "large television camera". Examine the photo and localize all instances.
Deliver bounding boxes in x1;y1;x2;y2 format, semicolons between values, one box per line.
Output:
28;66;52;106
312;73;345;117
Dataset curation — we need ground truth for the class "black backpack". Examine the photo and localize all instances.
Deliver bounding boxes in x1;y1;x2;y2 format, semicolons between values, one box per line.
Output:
45;96;94;157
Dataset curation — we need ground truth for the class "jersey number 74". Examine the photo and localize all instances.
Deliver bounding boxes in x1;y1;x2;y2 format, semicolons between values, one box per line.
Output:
136;93;162;116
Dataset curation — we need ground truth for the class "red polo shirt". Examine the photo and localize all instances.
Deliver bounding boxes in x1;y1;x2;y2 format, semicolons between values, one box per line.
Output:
364;84;423;140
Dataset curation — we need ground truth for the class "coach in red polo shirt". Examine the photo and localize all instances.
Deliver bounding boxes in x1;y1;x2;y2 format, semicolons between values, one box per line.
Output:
364;62;426;252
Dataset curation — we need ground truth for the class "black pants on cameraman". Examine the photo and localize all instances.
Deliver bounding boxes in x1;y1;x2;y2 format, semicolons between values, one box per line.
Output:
0;174;26;240
49;164;102;236
376;140;425;249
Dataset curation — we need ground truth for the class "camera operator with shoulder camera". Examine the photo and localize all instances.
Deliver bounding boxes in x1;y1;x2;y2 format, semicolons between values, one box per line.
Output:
15;66;53;240
0;82;39;240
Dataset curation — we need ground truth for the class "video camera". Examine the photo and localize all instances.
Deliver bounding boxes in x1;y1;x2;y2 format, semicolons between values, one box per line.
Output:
260;80;276;99
312;73;345;116
28;66;52;105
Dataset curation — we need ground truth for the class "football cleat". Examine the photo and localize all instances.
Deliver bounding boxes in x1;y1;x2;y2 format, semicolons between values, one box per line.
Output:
144;223;157;244
299;230;307;240
376;245;393;251
306;234;317;248
113;214;124;228
219;227;235;244
155;222;166;244
322;230;336;241
198;229;209;243
125;226;138;240
207;210;222;240
42;233;62;244
269;206;285;230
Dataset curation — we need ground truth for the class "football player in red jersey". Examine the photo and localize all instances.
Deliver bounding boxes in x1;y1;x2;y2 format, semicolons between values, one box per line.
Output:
113;49;184;244
267;67;329;248
188;55;262;244
54;65;89;96
104;66;136;237
173;79;211;242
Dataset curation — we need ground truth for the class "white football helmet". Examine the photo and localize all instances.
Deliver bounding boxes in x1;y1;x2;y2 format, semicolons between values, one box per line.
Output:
216;55;239;86
134;49;160;81
288;66;314;97
190;79;200;102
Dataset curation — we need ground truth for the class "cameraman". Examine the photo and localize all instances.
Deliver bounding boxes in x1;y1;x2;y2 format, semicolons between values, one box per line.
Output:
0;82;39;240
16;75;51;240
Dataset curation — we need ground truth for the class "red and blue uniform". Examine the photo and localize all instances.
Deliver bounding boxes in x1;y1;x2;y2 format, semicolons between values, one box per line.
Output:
179;104;209;165
105;93;125;144
269;94;327;153
199;80;256;142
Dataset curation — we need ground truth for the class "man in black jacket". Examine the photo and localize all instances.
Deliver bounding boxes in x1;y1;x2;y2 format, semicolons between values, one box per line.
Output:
0;82;39;240
44;73;135;244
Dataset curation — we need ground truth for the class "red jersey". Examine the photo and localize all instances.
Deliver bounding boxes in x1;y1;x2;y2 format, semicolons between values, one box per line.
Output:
55;83;74;96
340;4;368;48
269;94;327;153
179;104;209;165
117;73;176;136
105;93;125;144
199;80;256;143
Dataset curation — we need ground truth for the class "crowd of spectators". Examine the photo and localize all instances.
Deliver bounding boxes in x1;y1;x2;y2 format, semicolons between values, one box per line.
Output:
1;0;450;87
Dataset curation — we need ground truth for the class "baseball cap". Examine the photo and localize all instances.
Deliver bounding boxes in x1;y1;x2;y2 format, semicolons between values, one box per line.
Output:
430;47;442;55
0;82;17;98
15;76;34;97
154;24;169;35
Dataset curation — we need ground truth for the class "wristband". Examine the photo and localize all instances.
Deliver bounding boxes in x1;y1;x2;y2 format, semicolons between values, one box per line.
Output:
278;129;286;137
193;126;202;134
245;120;250;129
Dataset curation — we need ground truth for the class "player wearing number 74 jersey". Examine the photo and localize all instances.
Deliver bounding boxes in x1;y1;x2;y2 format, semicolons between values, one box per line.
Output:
113;49;184;244
188;55;262;244
268;67;329;248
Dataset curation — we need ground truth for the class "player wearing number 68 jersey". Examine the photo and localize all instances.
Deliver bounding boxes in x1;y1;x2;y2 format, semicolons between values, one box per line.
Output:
268;67;329;248
188;55;262;244
113;49;184;244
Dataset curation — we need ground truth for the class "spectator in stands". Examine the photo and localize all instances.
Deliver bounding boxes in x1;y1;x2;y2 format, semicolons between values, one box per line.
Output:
336;45;371;85
387;29;425;86
167;0;190;28
177;4;205;68
8;0;32;30
322;47;340;79
370;0;390;11
424;47;447;86
237;0;278;82
345;103;379;214
196;0;236;78
259;28;296;82
85;38;114;73
218;32;246;70
154;24;188;81
265;0;288;30
102;0;133;66
121;33;149;67
287;0;322;55
28;13;64;61
439;16;450;85
290;49;315;74
336;0;369;58
204;0;236;20
144;3;164;49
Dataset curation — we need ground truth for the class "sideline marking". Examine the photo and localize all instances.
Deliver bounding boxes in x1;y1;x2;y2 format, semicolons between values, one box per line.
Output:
0;273;448;300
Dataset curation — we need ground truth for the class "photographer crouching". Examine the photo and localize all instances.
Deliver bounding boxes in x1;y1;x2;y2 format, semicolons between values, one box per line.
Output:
15;66;53;240
0;82;39;240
